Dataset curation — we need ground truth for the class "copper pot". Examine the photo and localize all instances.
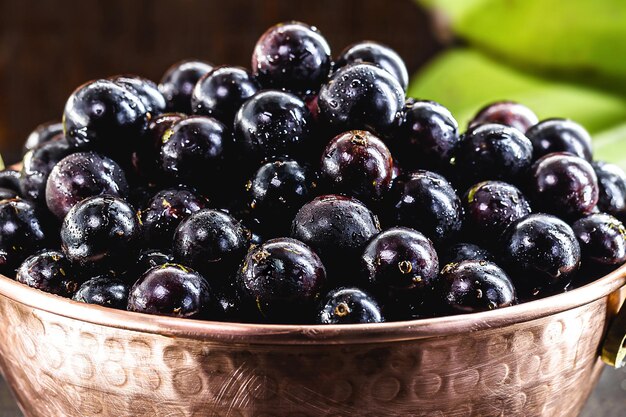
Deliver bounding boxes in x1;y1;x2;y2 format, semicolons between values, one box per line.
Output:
0;265;626;417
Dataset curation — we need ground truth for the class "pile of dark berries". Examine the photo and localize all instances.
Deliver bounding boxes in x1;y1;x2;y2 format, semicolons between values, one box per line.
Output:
3;22;625;324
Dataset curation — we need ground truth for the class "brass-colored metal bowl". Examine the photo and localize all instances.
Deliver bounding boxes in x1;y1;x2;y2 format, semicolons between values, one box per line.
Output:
0;264;625;417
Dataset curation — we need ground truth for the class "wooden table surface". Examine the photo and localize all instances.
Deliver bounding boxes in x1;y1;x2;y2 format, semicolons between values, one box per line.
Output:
0;366;624;416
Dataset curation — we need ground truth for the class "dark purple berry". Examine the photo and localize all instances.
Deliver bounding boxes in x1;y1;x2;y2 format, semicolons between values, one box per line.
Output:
46;152;129;220
16;250;78;297
61;196;140;272
529;153;598;218
502;213;581;295
252;21;331;96
159;60;213;113
440;243;494;266
526;119;592;161
572;213;626;266
318;63;404;138
129;249;174;280
317;287;383;324
23;121;64;156
336;41;408;91
237;237;326;323
436;260;516;314
593;161;626;219
469;101;538;134
128;263;214;318
0;169;22;194
111;75;167;116
0;188;18;200
321;130;393;202
73;275;129;309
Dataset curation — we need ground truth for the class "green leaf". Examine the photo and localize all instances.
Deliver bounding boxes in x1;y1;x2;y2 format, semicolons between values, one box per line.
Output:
408;49;626;168
419;0;626;92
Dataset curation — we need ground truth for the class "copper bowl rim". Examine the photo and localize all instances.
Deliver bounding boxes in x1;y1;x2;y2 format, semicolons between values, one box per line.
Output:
0;265;625;345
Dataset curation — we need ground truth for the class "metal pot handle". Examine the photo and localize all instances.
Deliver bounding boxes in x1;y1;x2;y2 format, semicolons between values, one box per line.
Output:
602;299;626;367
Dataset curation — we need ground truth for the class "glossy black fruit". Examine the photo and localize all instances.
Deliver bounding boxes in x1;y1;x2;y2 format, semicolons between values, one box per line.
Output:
291;195;381;277
247;158;316;234
468;101;538;134
526;118;592;161
128;263;213;318
159;116;227;186
139;188;207;250
390;170;463;245
321;130;393;202
593;161;626;219
572;213;626;266
234;90;313;160
61;195;140;272
502;213;581;295
362;227;439;292
191;66;260;124
111;75;166;116
172;209;249;282
318;63;404;138
129;249;174;280
252;21;331;96
237;237;326;323
463;181;531;241
16;250;79;297
453;124;533;186
20;136;74;206
159;60;213;113
73;275;129;309
529;153;598;218
0;188;18;200
396;100;459;170
0;169;22;194
23;121;64;156
46;151;129;220
317;287;383;324
63;79;148;155
335;41;408;91
0;199;48;275
436;260;516;314
440;243;494;266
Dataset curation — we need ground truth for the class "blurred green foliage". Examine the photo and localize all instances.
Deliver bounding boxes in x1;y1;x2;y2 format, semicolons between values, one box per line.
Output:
412;0;626;167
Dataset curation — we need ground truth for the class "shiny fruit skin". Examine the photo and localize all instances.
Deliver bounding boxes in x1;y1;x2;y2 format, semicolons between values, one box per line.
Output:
73;275;129;309
529;153;598;218
45;151;129;220
237;237;326;323
16;250;78;297
335;41;409;91
526;118;592;161
233;90;313;161
139;188;207;250
61;195;140;272
0;170;22;194
501;213;581;295
128;263;213;318
191;66;260;125
63;79;148;156
291;194;381;278
23;121;64;156
440;242;494;266
172;209;249;282
0;188;18;200
158;60;213;113
468;101;538;134
159;116;227;186
463;181;531;242
572;213;626;266
252;21;331;96
0;198;49;275
396;100;459;171
318;63;404;138
20;136;75;206
390;170;463;245
111;74;167;116
362;226;439;292
128;249;173;281
593;161;626;219
317;287;383;324
436;260;516;314
320;130;393;202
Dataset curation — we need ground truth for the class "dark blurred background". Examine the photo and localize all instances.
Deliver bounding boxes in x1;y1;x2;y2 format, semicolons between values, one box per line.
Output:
0;0;443;164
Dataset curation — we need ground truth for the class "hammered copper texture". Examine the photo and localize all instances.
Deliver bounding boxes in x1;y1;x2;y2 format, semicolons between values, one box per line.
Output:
0;289;614;417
